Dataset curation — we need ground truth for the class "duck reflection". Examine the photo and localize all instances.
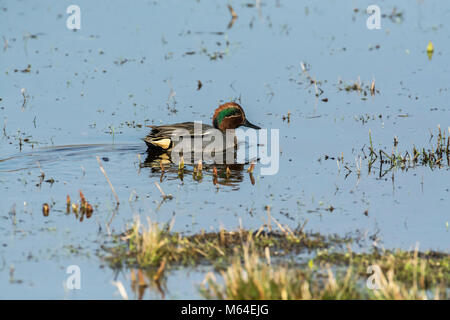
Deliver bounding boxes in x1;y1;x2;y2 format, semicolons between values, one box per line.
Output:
140;150;256;187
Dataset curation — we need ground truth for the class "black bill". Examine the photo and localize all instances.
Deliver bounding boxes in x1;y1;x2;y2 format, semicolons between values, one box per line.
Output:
242;119;261;130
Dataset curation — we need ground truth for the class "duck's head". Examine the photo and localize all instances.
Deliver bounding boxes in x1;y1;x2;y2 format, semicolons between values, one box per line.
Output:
212;102;261;131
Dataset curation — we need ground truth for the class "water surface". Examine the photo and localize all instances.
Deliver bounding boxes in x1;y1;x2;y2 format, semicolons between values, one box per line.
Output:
0;0;449;299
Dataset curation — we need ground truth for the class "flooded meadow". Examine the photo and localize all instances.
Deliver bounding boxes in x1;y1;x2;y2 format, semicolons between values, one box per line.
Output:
0;0;448;299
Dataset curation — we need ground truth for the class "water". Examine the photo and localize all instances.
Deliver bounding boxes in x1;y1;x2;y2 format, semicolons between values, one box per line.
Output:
0;0;449;299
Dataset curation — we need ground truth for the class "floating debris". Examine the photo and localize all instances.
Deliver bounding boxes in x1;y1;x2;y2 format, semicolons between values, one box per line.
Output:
282;111;291;123
370;79;376;96
86;203;93;218
427;41;434;60
66;195;71;213
227;5;238;29
42;203;50;217
300;62;324;97
381;7;404;23
79;190;86;207
14;64;31;73
61;191;95;220
339;78;379;96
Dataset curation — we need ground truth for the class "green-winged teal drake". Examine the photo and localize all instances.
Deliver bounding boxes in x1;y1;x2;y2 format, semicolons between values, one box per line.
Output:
144;102;260;152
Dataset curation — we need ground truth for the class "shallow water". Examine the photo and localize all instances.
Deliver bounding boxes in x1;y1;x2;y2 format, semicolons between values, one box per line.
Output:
0;0;449;298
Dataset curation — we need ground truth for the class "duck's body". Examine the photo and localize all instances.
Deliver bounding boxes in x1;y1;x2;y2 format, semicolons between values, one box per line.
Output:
144;122;222;152
144;102;260;153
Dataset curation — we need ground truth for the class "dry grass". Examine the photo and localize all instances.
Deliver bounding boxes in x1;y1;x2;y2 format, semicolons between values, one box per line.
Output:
103;217;448;300
200;244;360;300
200;244;448;300
315;249;449;290
103;216;349;270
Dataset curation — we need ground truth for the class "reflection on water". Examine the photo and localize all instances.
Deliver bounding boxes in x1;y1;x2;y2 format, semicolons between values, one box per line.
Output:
0;143;257;189
128;268;167;300
0;0;449;300
141;149;256;188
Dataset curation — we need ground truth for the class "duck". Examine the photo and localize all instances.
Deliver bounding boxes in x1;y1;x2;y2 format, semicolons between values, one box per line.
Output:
143;102;261;153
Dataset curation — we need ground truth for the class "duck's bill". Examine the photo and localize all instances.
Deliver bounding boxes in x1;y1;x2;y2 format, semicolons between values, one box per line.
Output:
242;119;261;130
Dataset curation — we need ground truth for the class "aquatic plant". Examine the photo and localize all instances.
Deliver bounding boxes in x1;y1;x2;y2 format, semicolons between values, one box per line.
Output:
366;127;450;176
103;218;448;300
103;217;351;270
326;127;450;178
200;245;448;300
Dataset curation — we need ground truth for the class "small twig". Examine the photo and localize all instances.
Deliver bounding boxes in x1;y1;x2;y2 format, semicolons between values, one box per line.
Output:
21;88;27;110
155;181;165;197
111;281;128;300
227;5;238;29
155;182;173;200
266;205;272;232
370;78;376;96
97;156;119;207
2;36;9;52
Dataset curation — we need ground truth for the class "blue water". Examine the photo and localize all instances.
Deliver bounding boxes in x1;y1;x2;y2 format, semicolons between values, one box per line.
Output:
0;0;449;299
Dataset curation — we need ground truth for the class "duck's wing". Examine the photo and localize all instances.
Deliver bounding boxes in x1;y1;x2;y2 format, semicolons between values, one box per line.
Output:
143;122;215;150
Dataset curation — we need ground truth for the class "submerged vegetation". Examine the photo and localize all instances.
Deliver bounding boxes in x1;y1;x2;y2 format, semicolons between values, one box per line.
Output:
314;250;450;291
366;126;450;174
201;244;362;300
201;245;448;300
325;126;450;178
103;217;352;270
2;1;449;301
102;218;449;300
338;78;378;97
